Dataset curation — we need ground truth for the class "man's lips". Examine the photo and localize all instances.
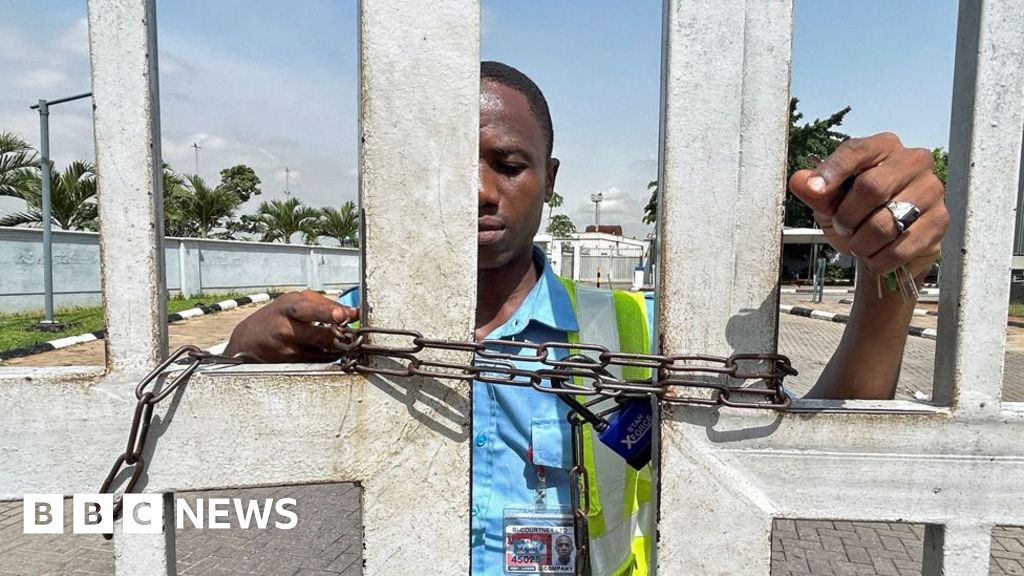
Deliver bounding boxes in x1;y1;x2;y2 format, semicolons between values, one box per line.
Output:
478;218;505;245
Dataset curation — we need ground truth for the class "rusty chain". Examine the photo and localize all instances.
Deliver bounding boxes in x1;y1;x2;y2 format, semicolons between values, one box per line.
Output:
330;325;796;409
98;325;796;558
97;345;245;539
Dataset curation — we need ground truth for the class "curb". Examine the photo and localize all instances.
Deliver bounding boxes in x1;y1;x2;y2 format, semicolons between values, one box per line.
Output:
779;304;937;340
781;287;940;296
0;293;275;362
837;298;1024;329
838;298;940;318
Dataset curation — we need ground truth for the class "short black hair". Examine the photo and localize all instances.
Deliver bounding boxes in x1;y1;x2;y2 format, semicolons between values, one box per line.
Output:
481;61;554;158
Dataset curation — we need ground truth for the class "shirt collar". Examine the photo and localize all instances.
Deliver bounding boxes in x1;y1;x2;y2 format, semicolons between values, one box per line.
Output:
486;245;580;339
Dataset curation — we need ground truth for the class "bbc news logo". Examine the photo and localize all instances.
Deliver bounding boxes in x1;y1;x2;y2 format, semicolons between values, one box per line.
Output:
23;494;298;534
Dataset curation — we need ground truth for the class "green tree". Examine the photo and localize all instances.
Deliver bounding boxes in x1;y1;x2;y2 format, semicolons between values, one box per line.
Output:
253;197;321;244
546;214;577;238
0;160;98;230
642;180;658;225
785;98;851;227
164;174;241;238
0;132;39;200
547;191;563;225
319;200;360;247
931;148;949;187
218;164;262;203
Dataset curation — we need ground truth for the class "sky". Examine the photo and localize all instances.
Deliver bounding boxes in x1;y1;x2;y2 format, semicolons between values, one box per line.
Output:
0;0;958;239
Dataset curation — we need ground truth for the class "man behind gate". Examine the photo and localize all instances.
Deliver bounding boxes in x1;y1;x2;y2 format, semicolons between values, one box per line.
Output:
225;61;948;575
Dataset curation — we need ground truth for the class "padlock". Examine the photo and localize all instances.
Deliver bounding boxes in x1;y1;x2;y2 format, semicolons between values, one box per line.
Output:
597;399;652;470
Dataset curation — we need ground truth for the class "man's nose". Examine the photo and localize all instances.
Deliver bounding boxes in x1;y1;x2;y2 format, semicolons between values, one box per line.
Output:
478;165;499;207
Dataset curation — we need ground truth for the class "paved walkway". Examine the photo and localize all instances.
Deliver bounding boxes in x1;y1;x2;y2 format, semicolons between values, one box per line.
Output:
0;302;267;368
3;294;1024;574
0;484;360;576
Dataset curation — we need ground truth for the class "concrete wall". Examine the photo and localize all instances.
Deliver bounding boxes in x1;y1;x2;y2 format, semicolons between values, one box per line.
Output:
0;227;359;313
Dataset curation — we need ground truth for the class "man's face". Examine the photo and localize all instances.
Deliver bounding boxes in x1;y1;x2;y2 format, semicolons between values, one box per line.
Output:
556;536;573;561
478;80;559;270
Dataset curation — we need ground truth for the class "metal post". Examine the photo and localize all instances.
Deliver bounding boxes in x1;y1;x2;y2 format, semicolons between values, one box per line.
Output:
37;100;56;326
29;91;92;329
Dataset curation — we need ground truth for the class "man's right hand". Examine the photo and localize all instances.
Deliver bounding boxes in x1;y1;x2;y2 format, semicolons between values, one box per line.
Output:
223;290;359;363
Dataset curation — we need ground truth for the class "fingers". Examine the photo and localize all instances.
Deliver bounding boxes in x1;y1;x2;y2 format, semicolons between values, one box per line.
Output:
830;147;934;236
850;198;949;277
280;290;358;325
844;173;943;260
861;217;944;277
289;321;350;361
788;132;903;216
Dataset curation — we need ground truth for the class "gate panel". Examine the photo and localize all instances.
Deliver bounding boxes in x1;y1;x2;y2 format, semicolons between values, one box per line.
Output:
655;1;1024;575
1;0;479;574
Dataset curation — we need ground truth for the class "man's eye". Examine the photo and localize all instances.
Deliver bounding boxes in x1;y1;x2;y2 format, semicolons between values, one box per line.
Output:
495;162;526;176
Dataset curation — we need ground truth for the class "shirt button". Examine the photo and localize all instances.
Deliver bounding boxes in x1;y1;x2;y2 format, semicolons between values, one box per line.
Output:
471;505;480;517
475;433;488;447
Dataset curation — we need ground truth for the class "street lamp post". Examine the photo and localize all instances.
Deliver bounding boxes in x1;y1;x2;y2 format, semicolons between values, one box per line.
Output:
29;92;92;329
590;192;603;229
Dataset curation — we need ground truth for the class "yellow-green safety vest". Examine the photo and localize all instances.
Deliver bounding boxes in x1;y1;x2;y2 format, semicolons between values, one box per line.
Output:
558;277;654;576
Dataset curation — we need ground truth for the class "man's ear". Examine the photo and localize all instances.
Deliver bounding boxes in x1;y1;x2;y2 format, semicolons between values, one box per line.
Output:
545;158;560;202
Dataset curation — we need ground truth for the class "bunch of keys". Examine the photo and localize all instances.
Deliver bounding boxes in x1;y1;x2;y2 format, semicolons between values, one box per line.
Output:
880;265;920;302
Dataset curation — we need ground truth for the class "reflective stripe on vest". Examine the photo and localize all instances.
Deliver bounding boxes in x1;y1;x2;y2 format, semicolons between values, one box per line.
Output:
557;277;654;576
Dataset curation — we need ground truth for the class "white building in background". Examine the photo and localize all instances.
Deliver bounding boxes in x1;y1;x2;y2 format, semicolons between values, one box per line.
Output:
534;230;650;286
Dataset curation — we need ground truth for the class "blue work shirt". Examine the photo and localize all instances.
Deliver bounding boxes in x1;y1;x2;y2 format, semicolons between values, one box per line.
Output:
339;247;653;575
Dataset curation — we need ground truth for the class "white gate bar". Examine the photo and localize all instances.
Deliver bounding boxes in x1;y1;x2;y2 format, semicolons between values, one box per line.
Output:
113;494;176;576
933;0;1024;413
921;522;995;576
87;0;168;375
656;0;792;573
359;0;478;573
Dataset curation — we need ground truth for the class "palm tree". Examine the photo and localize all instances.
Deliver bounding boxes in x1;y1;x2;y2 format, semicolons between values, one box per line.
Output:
162;164;190;237
547;191;563;225
0;132;39;200
0;161;98;230
319;200;360;247
172;175;241;238
253;197;321;244
642;180;658;225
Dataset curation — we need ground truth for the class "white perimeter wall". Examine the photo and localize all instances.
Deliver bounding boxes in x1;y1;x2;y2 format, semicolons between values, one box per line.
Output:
0;227;359;313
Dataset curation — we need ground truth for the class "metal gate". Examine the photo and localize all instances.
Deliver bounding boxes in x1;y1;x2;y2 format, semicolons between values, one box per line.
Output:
1;1;1022;575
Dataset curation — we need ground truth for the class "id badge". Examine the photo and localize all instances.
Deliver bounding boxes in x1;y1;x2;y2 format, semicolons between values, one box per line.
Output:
503;506;575;574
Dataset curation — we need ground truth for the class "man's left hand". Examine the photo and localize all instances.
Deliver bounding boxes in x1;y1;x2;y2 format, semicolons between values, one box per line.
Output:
788;132;949;279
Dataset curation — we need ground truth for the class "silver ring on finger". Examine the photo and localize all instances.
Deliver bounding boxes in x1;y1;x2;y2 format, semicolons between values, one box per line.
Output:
885;200;921;234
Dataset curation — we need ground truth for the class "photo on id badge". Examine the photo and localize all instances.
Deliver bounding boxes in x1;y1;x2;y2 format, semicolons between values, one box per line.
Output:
504;508;575;574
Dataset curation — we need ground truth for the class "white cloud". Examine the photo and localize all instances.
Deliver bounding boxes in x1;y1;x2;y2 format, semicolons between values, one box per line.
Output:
54;17;88;56
0;28;31;60
17;68;69;90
